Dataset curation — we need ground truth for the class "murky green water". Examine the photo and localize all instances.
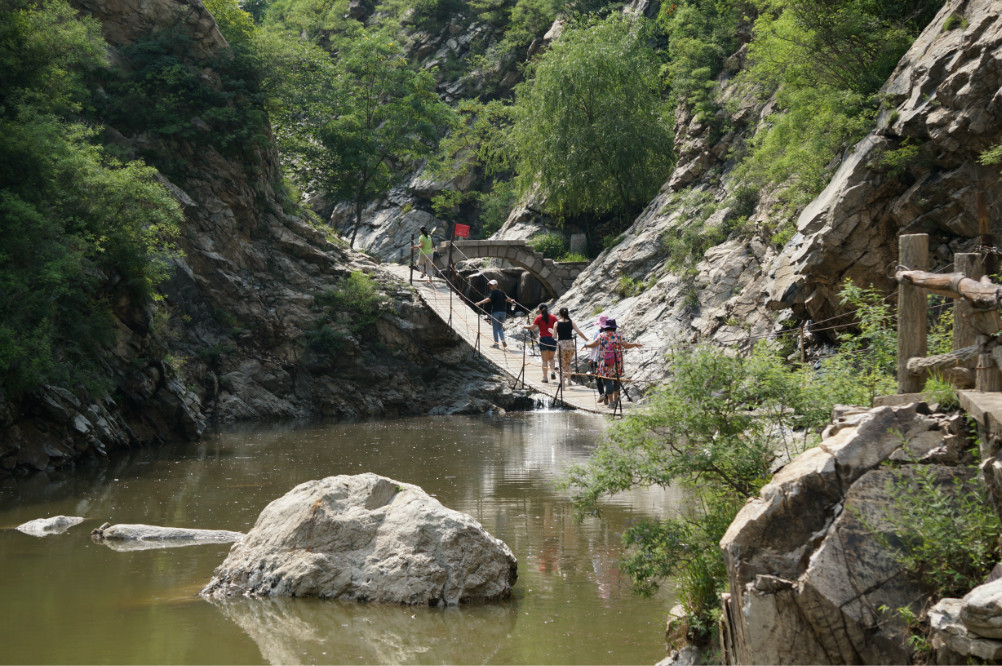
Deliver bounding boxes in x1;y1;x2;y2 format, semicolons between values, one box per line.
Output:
0;412;678;665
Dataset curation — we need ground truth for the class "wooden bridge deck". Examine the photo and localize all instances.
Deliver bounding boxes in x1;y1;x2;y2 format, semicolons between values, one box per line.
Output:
384;264;636;415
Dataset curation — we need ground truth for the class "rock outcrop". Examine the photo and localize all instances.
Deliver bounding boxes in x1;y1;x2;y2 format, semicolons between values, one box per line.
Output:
719;403;975;665
1;0;530;478
201;473;518;605
769;0;1002;322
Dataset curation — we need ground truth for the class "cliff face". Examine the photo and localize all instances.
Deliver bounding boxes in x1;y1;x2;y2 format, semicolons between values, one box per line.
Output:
769;0;1002;322
0;0;522;478
499;0;1002;389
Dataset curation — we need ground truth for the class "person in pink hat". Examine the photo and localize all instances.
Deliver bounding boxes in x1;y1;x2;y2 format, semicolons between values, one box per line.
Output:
585;318;643;406
587;315;609;400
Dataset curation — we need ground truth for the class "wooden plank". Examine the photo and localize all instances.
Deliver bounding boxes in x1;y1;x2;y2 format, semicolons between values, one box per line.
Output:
898;234;928;393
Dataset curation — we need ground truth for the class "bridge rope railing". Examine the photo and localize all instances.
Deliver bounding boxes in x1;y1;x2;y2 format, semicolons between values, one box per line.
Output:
410;237;646;414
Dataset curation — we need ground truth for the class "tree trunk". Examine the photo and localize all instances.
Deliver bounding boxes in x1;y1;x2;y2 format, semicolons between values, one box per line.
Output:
349;198;363;249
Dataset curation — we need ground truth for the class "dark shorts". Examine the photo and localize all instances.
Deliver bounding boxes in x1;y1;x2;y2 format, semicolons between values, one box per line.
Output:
539;336;556;352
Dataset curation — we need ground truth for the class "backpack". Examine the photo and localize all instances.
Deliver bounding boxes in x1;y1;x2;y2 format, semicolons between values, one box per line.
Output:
603;345;620;368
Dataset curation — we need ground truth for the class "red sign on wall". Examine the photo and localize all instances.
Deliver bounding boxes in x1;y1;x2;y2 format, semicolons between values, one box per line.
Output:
453;223;470;238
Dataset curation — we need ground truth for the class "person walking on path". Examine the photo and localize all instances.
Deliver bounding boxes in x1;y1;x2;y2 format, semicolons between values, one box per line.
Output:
555;307;588;387
525;304;559;382
587;315;609;401
585;318;642;406
475;279;514;349
410;226;436;284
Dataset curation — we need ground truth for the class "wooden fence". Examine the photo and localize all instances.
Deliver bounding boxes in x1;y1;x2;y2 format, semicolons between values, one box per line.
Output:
895;233;1002;393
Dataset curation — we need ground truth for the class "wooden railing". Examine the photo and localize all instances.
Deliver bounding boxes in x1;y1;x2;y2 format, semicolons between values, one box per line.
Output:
895;233;1002;393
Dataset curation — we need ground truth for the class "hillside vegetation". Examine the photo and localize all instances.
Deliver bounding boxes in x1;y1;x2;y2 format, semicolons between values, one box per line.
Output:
0;0;945;401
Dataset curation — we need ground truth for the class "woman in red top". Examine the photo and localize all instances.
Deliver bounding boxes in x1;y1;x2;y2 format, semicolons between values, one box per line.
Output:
524;304;559;382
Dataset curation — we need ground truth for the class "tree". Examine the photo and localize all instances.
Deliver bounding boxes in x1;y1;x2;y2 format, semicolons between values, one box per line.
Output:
0;0;182;396
262;29;453;247
508;14;674;226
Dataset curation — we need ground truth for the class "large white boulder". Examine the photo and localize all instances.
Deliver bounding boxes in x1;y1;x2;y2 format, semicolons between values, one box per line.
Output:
201;473;517;605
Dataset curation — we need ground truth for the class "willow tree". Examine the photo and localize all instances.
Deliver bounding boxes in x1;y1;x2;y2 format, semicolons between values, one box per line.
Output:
508;14;673;226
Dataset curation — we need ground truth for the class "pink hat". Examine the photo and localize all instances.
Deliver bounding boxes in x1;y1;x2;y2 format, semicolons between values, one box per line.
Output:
596;314;608;327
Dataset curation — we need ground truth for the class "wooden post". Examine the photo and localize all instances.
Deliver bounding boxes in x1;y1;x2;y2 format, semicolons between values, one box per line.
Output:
898;234;928;393
409;233;415;285
955;253;981;358
977;191;998;277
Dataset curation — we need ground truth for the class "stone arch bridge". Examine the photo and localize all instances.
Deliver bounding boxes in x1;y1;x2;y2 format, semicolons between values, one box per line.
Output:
432;239;588;298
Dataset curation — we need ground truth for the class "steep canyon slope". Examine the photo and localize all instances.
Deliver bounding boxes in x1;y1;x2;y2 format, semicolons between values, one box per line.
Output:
0;0;524;478
554;0;1002;385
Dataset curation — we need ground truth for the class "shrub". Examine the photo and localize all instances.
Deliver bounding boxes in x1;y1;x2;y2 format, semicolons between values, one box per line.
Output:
869;464;1000;599
314;271;387;331
529;232;567;259
561;343;835;631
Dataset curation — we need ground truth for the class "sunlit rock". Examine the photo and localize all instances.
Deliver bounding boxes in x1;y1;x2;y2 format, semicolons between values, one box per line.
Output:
16;515;84;537
201;473;517;604
90;522;243;549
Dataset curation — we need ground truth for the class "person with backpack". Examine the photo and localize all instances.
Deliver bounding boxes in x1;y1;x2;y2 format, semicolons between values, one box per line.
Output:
524;304;559;382
555;307;588;387
585;319;642;406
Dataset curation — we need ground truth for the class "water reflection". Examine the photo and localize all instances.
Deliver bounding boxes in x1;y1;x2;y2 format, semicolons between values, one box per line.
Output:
0;413;677;665
211;597;518;665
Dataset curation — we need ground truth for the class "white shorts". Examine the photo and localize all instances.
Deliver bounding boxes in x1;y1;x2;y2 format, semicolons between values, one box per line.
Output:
418;253;435;277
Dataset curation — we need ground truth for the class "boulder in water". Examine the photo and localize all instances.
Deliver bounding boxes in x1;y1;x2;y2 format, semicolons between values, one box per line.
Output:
16;515;84;537
90;522;244;550
200;473;518;605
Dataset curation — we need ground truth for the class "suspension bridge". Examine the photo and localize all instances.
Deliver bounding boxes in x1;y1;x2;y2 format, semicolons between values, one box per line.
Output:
382;262;639;416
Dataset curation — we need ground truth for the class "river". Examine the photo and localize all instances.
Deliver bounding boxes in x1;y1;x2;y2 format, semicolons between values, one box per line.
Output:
0;412;678;664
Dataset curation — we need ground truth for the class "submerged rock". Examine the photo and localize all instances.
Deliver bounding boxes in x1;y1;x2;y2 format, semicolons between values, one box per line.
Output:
16;515;85;537
200;473;518;605
90;522;243;549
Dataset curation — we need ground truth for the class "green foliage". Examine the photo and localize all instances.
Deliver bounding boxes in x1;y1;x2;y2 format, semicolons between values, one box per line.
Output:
732;0;939;210
656;0;743;120
529;232;567;259
731;85;876;210
868;138;923;177
562;344;834;625
870;464;1000;599
602;233;624;250
559;251;588;262
979;142;1002;171
615;275;654;298
306;323;353;355
97;21;269;174
204;0;257;45
509;14;674;221
817;281;897;406
942;12;967;31
314;271;387;331
261;0;352;38
661;188;745;270
477;180;518;238
0;0;182;397
261;28;454;246
921;372;958;409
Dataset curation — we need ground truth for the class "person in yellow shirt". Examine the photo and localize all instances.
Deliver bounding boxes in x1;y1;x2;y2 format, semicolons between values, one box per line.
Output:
411;226;436;284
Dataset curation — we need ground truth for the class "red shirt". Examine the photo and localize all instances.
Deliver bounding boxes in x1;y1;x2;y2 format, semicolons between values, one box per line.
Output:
532;313;558;338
